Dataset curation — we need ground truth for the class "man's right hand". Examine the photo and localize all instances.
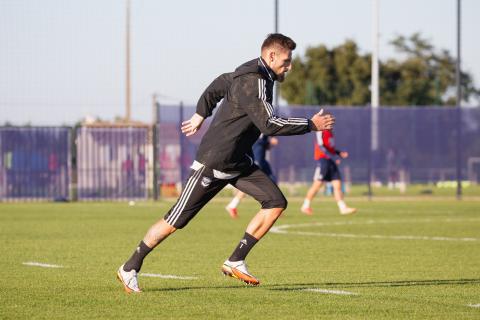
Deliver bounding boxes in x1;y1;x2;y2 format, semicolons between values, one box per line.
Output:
310;109;335;131
181;113;205;136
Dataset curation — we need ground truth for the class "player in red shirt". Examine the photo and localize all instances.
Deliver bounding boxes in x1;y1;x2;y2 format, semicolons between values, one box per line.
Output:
301;130;356;215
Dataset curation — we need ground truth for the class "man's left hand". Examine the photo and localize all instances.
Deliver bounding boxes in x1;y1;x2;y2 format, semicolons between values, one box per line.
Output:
339;151;349;159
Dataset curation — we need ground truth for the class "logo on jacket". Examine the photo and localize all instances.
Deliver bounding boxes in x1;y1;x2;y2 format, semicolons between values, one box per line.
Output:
201;176;212;187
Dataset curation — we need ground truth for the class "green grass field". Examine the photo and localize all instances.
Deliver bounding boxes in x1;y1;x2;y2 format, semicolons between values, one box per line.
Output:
1;197;479;319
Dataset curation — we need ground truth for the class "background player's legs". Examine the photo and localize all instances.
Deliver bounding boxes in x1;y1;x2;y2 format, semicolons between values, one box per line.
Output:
301;180;324;215
331;179;356;215
226;189;246;218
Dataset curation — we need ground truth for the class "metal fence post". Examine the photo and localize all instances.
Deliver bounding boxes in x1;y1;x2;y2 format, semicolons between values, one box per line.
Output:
367;107;373;199
70;126;78;201
152;124;159;201
179;102;185;189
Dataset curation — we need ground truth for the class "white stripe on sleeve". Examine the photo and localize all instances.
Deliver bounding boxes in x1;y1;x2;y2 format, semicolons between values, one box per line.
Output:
258;79;308;127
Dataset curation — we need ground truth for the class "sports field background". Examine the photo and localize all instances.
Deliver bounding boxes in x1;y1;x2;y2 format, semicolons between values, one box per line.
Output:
1;194;479;319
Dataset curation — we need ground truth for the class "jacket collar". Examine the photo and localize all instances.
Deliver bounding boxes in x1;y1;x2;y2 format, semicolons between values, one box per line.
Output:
258;57;277;82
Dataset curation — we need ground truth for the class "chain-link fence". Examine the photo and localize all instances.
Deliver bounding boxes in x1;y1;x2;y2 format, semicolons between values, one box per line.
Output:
0;127;71;201
1;106;479;201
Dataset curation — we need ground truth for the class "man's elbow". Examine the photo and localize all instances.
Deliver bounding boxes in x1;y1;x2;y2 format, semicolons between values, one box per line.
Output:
259;124;280;136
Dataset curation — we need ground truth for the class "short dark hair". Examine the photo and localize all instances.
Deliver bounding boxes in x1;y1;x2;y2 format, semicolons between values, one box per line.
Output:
261;33;296;51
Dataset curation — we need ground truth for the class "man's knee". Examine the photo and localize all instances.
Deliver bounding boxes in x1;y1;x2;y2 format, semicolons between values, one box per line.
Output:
261;196;288;210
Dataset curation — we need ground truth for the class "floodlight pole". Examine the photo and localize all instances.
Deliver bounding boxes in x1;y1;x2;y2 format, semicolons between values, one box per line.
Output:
369;0;380;198
274;0;279;108
125;0;132;122
455;0;462;199
371;0;379;110
274;0;279;33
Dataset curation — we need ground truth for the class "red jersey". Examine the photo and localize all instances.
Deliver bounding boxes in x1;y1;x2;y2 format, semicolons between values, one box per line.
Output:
314;130;338;160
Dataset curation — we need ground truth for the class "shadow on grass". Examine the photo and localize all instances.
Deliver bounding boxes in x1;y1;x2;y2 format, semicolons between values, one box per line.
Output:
148;285;256;292
269;278;480;291
147;278;480;292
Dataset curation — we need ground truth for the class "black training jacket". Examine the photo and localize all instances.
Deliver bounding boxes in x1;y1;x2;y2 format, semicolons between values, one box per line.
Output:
194;57;313;173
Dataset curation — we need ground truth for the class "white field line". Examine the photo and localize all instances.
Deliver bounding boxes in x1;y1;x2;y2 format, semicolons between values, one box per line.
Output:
467;304;480;308
22;261;64;268
270;218;480;242
276;230;478;242
140;273;198;280
303;288;358;295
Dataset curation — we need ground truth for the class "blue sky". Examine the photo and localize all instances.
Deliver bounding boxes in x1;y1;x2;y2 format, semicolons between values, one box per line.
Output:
1;0;479;125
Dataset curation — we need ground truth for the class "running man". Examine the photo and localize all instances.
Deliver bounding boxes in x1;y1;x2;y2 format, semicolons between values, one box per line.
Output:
301;129;356;216
117;33;335;292
225;134;278;218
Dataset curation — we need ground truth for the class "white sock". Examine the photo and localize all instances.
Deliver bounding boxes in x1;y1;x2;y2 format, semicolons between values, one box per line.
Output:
337;200;347;211
227;197;241;209
302;199;311;209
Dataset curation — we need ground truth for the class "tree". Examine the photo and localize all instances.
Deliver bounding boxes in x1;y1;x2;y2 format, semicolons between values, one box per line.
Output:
281;34;480;106
282;40;370;106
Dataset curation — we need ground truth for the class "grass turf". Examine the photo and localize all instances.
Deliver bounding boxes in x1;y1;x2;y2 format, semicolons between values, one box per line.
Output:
1;198;479;319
